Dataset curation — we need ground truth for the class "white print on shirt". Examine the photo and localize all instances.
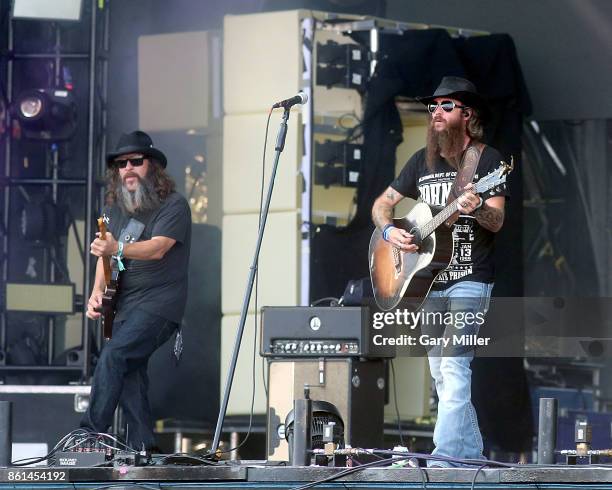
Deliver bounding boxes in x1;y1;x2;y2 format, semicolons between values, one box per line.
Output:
417;171;480;284
417;172;481;208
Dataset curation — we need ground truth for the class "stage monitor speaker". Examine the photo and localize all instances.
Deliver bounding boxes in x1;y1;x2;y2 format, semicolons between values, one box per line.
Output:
0;385;90;457
266;358;385;461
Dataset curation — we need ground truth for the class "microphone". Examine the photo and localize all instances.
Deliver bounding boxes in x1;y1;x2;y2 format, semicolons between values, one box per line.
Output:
272;92;308;109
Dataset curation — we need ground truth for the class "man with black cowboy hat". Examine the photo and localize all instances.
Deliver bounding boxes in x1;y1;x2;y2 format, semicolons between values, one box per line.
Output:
82;130;191;451
372;76;508;466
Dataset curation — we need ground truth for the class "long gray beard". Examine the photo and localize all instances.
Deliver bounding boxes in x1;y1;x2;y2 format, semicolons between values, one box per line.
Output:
116;176;160;215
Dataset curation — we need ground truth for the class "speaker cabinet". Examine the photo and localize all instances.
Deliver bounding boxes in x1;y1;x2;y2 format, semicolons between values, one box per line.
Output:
149;224;221;425
0;386;90;454
266;358;385;461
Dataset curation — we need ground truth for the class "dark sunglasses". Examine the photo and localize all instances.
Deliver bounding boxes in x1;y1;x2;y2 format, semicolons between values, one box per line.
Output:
427;100;468;114
113;157;145;169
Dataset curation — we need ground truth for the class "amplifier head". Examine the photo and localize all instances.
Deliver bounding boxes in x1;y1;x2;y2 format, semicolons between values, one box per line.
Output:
261;306;381;358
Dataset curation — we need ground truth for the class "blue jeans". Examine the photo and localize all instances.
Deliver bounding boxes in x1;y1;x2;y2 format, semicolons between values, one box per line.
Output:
81;308;178;450
422;281;493;467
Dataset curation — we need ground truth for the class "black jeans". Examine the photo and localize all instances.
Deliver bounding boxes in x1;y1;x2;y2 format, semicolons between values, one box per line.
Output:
81;308;178;450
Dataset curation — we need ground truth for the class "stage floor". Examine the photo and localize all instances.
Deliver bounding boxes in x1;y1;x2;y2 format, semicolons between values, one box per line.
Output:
3;465;612;489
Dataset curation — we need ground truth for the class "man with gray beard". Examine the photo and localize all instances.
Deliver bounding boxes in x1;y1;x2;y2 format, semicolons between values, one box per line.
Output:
115;166;160;215
372;77;508;467
82;130;191;451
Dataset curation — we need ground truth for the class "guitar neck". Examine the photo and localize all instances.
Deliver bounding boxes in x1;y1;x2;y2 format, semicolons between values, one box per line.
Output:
97;217;112;286
415;160;511;240
101;256;112;286
418;200;460;239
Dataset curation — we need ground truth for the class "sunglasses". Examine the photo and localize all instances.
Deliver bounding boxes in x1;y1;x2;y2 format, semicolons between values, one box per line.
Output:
427;100;468;114
113;157;145;169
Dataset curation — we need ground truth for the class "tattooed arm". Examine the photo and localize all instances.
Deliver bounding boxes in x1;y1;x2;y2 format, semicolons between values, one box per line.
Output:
473;195;505;233
372;186;418;252
372;186;404;229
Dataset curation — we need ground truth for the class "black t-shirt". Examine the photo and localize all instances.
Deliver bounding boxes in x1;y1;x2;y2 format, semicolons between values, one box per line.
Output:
390;146;509;289
102;192;192;323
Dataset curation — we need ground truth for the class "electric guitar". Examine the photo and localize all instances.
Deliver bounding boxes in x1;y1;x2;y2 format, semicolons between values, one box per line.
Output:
369;160;513;311
96;215;119;339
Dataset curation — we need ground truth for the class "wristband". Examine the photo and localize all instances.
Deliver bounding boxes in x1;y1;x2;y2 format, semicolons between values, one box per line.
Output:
115;240;126;271
382;224;395;242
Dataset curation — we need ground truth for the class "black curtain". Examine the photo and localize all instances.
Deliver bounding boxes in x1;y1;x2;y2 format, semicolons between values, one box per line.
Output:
310;30;534;452
312;29;466;301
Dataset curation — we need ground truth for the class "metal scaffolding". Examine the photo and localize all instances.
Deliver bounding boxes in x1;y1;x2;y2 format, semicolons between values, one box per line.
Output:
0;0;110;380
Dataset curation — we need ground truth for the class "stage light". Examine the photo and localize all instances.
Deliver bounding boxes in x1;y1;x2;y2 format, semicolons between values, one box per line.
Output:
20;200;65;243
19;96;43;119
12;0;82;22
13;88;77;140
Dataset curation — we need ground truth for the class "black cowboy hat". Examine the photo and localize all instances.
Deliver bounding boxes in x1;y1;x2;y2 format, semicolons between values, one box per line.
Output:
418;76;490;121
106;130;167;168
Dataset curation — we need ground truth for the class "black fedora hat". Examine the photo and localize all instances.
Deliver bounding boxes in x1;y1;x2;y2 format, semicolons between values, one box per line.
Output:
106;130;167;168
418;76;490;121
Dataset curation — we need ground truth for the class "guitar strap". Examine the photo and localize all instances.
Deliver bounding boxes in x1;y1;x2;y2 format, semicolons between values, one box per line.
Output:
118;218;146;245
112;218;146;266
444;142;486;226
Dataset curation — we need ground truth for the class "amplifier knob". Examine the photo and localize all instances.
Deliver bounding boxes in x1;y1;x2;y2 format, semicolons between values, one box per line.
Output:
335;344;341;351
304;344;310;351
316;344;322;351
323;345;329;350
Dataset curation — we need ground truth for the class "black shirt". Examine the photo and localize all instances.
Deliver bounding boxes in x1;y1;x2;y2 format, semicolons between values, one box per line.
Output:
390;146;509;289
102;192;191;324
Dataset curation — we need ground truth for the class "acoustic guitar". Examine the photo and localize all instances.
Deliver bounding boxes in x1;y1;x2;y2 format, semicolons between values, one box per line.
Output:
369;160;513;311
96;215;119;339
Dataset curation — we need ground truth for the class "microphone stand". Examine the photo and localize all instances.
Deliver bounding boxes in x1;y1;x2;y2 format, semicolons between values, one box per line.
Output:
211;107;291;455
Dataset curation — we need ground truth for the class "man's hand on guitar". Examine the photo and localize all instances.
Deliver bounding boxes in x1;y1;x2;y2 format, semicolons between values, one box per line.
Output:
90;232;119;257
86;290;104;320
387;227;419;253
457;183;483;215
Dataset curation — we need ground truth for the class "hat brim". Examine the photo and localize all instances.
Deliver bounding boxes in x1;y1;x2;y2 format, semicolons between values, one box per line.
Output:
106;145;167;168
417;91;491;121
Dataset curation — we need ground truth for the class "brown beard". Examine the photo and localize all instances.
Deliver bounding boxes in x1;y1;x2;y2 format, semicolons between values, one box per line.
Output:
425;118;468;170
